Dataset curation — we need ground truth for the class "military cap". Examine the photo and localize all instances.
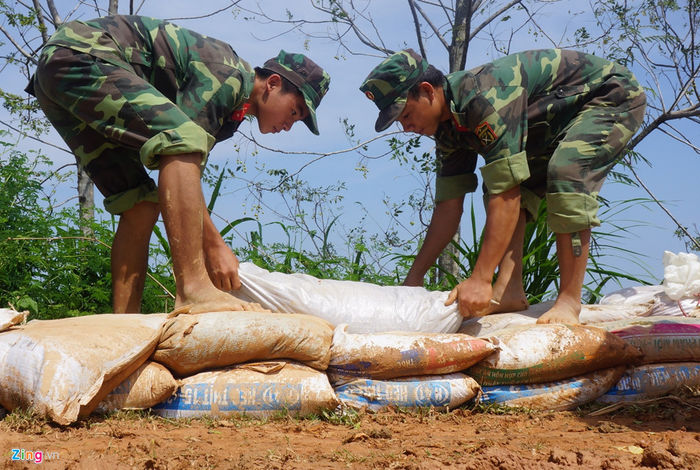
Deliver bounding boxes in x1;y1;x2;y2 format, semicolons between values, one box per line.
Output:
359;49;428;132
262;50;330;135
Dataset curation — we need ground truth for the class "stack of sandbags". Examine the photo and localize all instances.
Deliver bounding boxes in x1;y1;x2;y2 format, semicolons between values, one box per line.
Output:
146;311;339;418
328;326;491;411
236;262;462;333
473;324;643;411
0;313;168;424
593;316;700;403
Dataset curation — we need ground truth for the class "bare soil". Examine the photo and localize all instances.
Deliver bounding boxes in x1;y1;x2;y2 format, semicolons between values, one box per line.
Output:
2;395;700;470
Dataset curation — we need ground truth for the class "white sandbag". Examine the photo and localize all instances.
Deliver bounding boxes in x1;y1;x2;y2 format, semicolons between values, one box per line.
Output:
600;284;699;317
153;311;333;376
597;362;700;403
458;302;654;337
592;316;700;363
480;366;625;411
327;325;496;384
663;251;700;301
467;324;643;386
95;361;177;414
151;361;338;418
0;313;167;425
334;373;480;411
236;262;461;333
0;308;28;332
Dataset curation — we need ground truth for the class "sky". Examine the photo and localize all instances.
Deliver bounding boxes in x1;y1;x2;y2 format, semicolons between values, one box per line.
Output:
1;0;697;294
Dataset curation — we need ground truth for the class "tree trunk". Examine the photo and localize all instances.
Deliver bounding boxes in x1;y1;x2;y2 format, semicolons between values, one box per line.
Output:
437;0;473;286
77;165;94;237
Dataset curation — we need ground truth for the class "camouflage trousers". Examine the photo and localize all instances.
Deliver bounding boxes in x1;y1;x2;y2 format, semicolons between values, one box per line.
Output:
519;71;647;233
33;46;214;215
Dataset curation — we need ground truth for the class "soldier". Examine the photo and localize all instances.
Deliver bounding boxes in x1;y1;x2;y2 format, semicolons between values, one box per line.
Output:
28;15;330;314
360;49;645;324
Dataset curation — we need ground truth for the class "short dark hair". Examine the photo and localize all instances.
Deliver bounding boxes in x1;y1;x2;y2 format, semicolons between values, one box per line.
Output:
407;65;445;98
254;67;302;96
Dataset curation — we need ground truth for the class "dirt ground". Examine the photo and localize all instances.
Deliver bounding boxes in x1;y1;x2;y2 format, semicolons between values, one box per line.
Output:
2;395;700;470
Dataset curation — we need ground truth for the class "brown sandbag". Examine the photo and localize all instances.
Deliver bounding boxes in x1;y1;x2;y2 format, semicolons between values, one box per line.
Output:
592;316;700;363
152;311;333;376
467;324;643;386
151;361;338;418
0;313;168;425
95;361;177;414
328;325;496;384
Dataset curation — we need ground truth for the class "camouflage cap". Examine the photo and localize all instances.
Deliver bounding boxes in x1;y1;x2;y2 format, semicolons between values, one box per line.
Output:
262;50;330;135
359;49;428;132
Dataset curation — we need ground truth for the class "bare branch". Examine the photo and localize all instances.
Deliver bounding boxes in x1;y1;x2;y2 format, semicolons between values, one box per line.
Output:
469;0;522;39
407;0;427;57
0;25;38;64
412;0;450;49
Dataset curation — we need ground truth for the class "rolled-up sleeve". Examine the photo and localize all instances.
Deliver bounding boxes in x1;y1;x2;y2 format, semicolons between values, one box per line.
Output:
435;143;479;202
476;87;531;194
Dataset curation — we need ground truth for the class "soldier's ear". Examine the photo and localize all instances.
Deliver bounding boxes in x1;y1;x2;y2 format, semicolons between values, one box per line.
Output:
419;81;435;100
266;73;283;91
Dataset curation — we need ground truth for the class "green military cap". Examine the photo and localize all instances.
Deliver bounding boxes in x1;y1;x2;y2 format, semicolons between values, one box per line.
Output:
359;49;428;132
262;50;330;135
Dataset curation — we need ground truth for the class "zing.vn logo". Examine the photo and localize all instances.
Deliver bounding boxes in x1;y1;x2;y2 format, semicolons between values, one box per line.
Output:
10;448;59;464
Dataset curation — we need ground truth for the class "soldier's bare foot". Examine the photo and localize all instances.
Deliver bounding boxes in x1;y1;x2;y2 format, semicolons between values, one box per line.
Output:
174;288;268;314
536;297;581;324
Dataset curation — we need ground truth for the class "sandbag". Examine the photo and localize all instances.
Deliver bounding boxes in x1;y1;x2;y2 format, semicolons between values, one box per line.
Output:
0;308;28;332
592;317;700;363
328;325;496;384
480;366;625;411
597;362;700;403
151;361;338;418
236;262;461;333
334;373;480;411
0;313;167;425
467;324;643;386
458;302;654;337
153;311;333;376
600;284;700;317
95;361;177;414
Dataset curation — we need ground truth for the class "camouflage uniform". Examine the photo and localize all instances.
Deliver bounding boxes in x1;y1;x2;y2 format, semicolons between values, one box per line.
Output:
29;15;330;215
361;49;646;233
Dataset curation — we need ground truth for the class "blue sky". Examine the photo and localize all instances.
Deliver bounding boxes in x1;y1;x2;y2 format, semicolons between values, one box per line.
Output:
2;0;697;293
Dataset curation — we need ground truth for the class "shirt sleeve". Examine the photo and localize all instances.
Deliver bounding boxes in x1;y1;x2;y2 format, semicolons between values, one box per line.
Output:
434;138;479;202
468;87;531;195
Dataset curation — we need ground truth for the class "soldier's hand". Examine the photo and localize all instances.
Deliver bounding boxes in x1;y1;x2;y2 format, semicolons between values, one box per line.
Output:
204;243;241;292
445;277;494;318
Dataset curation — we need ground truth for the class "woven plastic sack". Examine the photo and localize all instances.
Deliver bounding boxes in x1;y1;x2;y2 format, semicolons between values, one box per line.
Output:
237;262;461;333
0;313;167;425
597;362;700;403
95;361;177;413
467;324;643;386
328;325;495;384
151;361;338;418
458;302;654;337
593;316;700;363
480;366;626;411
153;311;333;376
334;373;480;411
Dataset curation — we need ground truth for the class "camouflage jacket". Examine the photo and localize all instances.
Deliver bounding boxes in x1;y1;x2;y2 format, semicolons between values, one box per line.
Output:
435;49;631;201
42;15;254;143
